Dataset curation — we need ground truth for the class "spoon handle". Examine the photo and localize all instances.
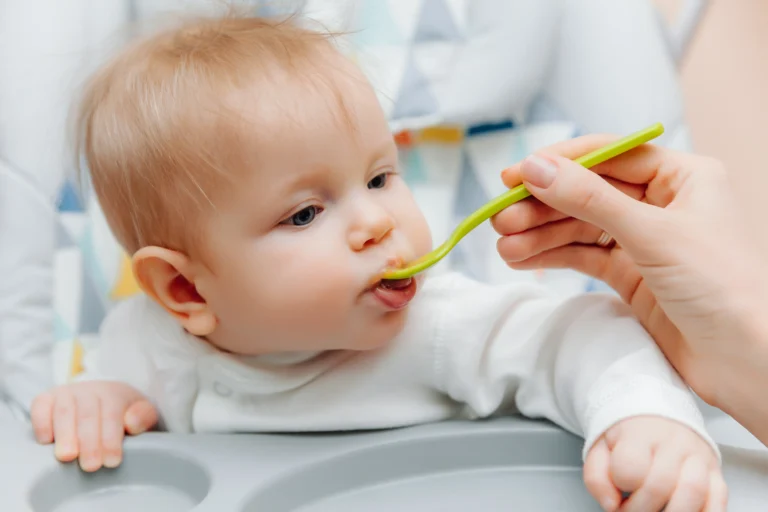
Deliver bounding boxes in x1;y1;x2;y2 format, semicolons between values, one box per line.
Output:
381;123;665;280
452;122;666;242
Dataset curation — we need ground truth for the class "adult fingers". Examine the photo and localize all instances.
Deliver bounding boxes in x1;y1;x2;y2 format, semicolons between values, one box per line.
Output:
497;218;604;263
513;154;668;260
492;177;644;236
500;133;623;189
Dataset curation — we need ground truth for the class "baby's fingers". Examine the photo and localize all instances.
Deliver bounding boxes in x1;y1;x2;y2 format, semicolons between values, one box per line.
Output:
664;456;710;512
609;437;652;495
100;399;126;469
76;393;103;472
704;470;728;512
52;391;79;463
584;439;622;511
619;448;681;512
124;400;158;435
30;393;55;444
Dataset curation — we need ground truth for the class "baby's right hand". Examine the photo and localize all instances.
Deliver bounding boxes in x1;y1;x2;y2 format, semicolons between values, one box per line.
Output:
31;381;158;472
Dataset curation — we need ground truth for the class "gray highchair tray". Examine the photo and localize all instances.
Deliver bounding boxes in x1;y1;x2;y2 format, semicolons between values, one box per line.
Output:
2;408;768;511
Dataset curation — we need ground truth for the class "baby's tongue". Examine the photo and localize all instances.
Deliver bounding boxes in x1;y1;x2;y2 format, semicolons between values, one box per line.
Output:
379;277;413;290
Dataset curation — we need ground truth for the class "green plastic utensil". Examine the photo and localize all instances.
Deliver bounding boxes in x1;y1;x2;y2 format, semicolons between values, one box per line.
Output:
381;122;665;280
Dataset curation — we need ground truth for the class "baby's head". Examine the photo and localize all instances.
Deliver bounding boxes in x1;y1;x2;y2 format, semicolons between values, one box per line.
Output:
77;15;432;355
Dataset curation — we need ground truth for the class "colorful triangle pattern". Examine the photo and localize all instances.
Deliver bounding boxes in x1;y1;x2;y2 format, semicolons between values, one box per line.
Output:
454;148;489;217
414;0;461;42
54;313;73;342
56;221;76;249
57;180;84;212
111;252;141;299
79;265;107;335
391;53;439;120
402;147;428;185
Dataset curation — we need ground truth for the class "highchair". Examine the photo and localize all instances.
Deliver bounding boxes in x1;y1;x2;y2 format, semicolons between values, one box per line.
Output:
2;1;767;510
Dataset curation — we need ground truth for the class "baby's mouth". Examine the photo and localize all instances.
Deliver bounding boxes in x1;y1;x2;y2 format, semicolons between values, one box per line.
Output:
378;277;413;290
363;256;417;309
370;276;417;310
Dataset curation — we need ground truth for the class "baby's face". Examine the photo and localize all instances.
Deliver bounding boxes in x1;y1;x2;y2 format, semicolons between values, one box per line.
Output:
194;65;432;355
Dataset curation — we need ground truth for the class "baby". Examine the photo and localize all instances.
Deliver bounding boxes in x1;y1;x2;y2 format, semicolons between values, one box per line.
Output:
32;15;725;512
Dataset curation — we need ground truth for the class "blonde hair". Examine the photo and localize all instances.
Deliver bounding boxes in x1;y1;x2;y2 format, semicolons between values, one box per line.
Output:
76;14;345;255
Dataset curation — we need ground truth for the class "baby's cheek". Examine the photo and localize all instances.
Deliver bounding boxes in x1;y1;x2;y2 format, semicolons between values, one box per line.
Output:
252;260;357;333
396;184;433;253
408;212;433;256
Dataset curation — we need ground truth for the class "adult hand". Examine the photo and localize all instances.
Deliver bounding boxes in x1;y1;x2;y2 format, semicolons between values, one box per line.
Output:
491;135;768;441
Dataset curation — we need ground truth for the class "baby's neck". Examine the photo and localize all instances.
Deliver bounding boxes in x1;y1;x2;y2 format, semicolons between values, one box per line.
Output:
206;337;324;366
244;351;324;366
197;327;325;365
201;320;329;364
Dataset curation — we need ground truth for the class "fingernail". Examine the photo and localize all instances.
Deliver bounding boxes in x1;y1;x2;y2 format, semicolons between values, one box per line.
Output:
125;416;140;434
103;454;122;468
522;154;558;188
55;443;76;461
601;498;616;512
79;457;97;472
125;413;147;434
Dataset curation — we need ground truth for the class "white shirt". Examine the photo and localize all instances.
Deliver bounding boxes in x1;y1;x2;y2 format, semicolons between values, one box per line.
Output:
81;272;716;459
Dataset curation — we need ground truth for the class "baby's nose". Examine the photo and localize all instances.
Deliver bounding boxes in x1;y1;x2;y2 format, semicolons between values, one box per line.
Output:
348;205;394;251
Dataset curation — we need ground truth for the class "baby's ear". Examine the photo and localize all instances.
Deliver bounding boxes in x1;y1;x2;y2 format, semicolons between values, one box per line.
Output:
132;247;217;336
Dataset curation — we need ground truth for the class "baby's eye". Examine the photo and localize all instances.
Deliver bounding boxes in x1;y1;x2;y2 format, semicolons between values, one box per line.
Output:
282;205;321;227
367;173;388;190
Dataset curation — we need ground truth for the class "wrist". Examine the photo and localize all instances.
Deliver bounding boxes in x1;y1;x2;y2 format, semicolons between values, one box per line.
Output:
734;287;768;374
711;295;768;435
581;374;714;461
737;305;768;384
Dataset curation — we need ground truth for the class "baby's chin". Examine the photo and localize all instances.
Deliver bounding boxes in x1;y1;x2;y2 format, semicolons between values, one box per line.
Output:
350;307;410;351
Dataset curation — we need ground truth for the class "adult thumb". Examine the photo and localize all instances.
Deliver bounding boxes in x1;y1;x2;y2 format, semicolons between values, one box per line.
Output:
519;153;653;247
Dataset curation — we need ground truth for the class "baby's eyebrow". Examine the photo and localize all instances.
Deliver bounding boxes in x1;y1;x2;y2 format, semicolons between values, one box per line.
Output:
269;139;396;196
366;139;397;169
279;165;334;192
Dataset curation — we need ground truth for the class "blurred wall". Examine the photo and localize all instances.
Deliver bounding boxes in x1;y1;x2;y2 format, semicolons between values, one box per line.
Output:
656;0;768;251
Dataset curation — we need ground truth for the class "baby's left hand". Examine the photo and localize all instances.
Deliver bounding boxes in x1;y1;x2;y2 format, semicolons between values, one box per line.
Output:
584;416;727;512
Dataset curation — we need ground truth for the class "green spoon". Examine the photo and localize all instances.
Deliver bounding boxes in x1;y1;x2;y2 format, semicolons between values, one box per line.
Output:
381;122;665;280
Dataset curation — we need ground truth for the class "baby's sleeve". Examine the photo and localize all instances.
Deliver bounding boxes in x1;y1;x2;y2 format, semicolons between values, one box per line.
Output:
430;273;717;460
76;297;155;397
76;295;200;433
